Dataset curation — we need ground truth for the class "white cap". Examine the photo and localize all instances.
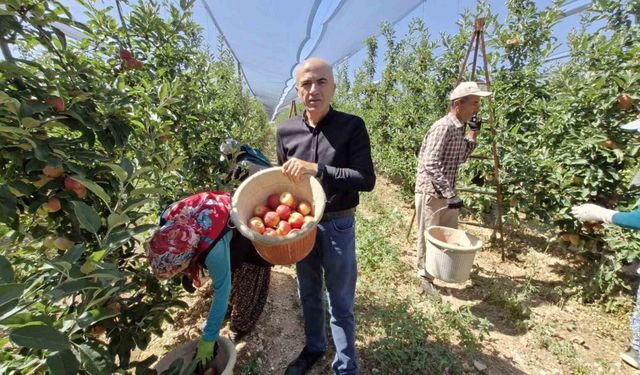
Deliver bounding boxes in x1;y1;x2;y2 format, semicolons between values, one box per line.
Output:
621;119;640;132
449;81;492;101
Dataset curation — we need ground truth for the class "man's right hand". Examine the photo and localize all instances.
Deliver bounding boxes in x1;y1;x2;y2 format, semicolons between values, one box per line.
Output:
282;158;317;179
447;196;464;209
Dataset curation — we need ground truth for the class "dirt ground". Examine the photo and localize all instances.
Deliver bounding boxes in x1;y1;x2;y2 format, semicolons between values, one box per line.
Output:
137;176;638;375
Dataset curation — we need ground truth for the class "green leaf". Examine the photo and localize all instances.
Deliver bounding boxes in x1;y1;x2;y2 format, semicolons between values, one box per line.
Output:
7;180;35;197
77;308;118;329
0;312;47;327
0;125;29;135
122;198;153;214
47;349;80;375
88;249;106;263
0;255;14;283
21;117;40;128
10;324;70;351
0;283;24;307
104;163;128;182
130;188;165;198
80;260;96;275
107;213;129;230
51;279;98;302
78;342;114;375
71;176;111;205
104;224;156;250
58;244;86;264
158;82;169;102
0;185;18;225
71;201;102;233
0;61;30;77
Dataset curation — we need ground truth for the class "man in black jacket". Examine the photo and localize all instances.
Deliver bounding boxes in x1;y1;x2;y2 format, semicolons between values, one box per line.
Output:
277;57;375;375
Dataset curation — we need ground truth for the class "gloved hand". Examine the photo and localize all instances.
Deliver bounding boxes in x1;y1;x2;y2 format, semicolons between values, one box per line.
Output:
467;114;482;131
571;203;616;224
195;338;216;364
447;196;464;209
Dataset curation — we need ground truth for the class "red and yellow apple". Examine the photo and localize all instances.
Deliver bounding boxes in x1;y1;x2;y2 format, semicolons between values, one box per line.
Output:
288;212;304;229
64;177;87;199
297;201;312;216
43;197;61;213
253;205;269;218
276;204;292;220
42;165;65;178
248;216;266;234
276;220;292;236
263;211;280;228
279;191;296;208
45;97;65;112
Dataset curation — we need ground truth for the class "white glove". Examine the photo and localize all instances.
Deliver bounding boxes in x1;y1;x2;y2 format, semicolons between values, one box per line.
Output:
571;203;616;224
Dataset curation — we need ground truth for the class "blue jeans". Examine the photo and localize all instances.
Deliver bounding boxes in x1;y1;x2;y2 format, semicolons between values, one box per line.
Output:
296;214;358;375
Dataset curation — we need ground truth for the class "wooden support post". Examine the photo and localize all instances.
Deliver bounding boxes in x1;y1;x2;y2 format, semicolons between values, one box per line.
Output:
454;17;505;260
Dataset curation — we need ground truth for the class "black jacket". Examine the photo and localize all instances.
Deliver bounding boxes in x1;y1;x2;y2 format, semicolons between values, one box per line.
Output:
276;107;376;213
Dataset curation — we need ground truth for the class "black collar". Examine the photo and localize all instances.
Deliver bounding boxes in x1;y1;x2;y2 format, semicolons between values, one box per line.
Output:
302;106;335;129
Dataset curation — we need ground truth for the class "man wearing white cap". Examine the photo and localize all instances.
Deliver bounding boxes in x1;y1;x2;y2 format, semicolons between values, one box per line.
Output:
414;81;491;296
572;117;640;369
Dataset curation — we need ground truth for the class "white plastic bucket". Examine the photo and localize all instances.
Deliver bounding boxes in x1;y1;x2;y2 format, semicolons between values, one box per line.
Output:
425;226;483;283
153;336;236;375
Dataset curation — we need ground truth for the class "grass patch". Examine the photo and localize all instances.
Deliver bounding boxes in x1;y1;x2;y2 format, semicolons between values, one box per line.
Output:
354;192;490;374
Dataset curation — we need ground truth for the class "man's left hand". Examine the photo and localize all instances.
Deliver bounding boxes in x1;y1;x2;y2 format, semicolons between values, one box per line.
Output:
282;158;317;178
467;114;482;131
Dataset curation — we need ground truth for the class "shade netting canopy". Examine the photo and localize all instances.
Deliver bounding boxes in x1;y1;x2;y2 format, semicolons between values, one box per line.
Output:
203;0;424;119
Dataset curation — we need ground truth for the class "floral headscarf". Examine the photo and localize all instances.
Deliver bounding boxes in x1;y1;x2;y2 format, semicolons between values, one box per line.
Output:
147;192;231;286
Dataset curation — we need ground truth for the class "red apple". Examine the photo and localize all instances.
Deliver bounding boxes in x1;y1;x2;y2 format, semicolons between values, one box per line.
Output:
64;177;87;199
297;201;312;216
123;58;143;70
288;212;304;229
618;93;633;111
280;192;296;208
263;211;280;228
253;205;269;218
248;217;265;234
276;220;291;236
119;49;132;60
264;228;277;237
276;204;291;220
74;186;87;199
45;97;65;112
64;177;81;191
267;193;281;209
43;197;61;213
42;165;65;178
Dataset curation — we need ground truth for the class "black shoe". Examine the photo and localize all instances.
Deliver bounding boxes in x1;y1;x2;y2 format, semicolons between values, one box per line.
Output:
284;346;326;375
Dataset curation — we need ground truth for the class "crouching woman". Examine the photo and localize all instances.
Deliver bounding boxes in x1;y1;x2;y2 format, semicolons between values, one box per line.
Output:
146;191;234;366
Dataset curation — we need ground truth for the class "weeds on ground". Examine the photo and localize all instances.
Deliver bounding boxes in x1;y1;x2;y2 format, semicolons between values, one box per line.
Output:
471;268;538;331
354;192;490;374
234;351;264;375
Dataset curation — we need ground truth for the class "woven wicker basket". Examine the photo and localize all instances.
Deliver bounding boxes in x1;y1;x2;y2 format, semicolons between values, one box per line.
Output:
230;167;326;265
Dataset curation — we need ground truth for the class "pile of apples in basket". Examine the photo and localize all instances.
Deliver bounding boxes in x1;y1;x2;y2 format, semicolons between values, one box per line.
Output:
248;192;314;237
